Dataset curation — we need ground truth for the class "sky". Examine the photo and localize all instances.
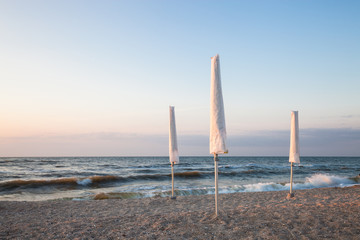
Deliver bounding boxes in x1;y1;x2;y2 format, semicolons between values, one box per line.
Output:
0;0;359;157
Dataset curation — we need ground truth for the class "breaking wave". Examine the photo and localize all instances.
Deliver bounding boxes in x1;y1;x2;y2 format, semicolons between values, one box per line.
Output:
0;171;209;191
0;175;119;191
89;173;360;200
240;174;359;193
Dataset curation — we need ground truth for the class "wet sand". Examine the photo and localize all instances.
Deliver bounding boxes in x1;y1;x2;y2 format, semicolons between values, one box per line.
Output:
1;186;359;239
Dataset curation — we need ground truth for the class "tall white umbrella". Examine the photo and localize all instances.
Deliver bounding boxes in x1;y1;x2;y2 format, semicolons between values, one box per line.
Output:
288;111;300;198
169;106;179;199
210;54;228;216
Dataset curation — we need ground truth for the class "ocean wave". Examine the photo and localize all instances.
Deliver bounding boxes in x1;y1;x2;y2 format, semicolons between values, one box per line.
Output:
174;171;203;177
0;175;120;191
92;188;214;200
0;171;210;192
221;163;290;171
2;171;359;200
128;164;169;169
165;174;359;197
241;182;287;192
303;174;355;188
94;192;147;200
240;174;359;193
76;179;92;186
89;174;360;200
239;169;268;175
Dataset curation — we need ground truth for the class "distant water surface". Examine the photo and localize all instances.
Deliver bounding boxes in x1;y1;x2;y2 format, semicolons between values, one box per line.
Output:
0;156;359;201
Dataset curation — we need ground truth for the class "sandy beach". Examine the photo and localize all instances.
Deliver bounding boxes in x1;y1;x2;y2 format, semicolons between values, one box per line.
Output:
1;186;359;239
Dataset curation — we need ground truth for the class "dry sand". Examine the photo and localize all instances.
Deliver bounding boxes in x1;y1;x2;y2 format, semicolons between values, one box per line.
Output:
1;186;359;239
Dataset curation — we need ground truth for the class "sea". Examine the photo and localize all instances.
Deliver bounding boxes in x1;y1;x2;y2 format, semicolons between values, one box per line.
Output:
0;156;359;201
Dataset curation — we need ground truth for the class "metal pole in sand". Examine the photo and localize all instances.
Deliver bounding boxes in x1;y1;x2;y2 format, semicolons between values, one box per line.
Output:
288;162;295;198
214;153;219;216
290;162;293;194
171;162;176;200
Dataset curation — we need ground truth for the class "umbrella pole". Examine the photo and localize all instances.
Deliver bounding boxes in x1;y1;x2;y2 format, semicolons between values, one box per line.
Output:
171;162;176;200
214;153;219;216
290;162;293;194
288;162;294;198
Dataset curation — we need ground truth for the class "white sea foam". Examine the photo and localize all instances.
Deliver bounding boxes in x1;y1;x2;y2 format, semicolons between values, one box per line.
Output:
127;174;359;198
245;163;261;167
303;174;354;188
77;178;92;186
243;182;288;192
142;186;158;190
236;174;357;193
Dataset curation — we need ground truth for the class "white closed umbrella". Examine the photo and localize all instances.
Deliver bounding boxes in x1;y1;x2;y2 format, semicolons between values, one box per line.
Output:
210;54;228;216
169;106;179;199
288;111;300;198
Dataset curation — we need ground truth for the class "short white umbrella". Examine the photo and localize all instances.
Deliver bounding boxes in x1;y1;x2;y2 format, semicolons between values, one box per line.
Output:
288;111;300;198
210;54;228;216
169;106;179;199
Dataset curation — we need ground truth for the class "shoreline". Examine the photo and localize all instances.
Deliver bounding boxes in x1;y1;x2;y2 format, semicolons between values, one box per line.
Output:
1;174;359;202
1;186;359;239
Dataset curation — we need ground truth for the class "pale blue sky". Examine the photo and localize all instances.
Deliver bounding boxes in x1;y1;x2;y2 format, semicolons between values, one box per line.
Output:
0;0;359;156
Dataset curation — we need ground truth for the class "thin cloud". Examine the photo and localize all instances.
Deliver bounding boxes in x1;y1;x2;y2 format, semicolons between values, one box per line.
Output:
227;128;360;156
341;114;360;119
0;128;359;157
